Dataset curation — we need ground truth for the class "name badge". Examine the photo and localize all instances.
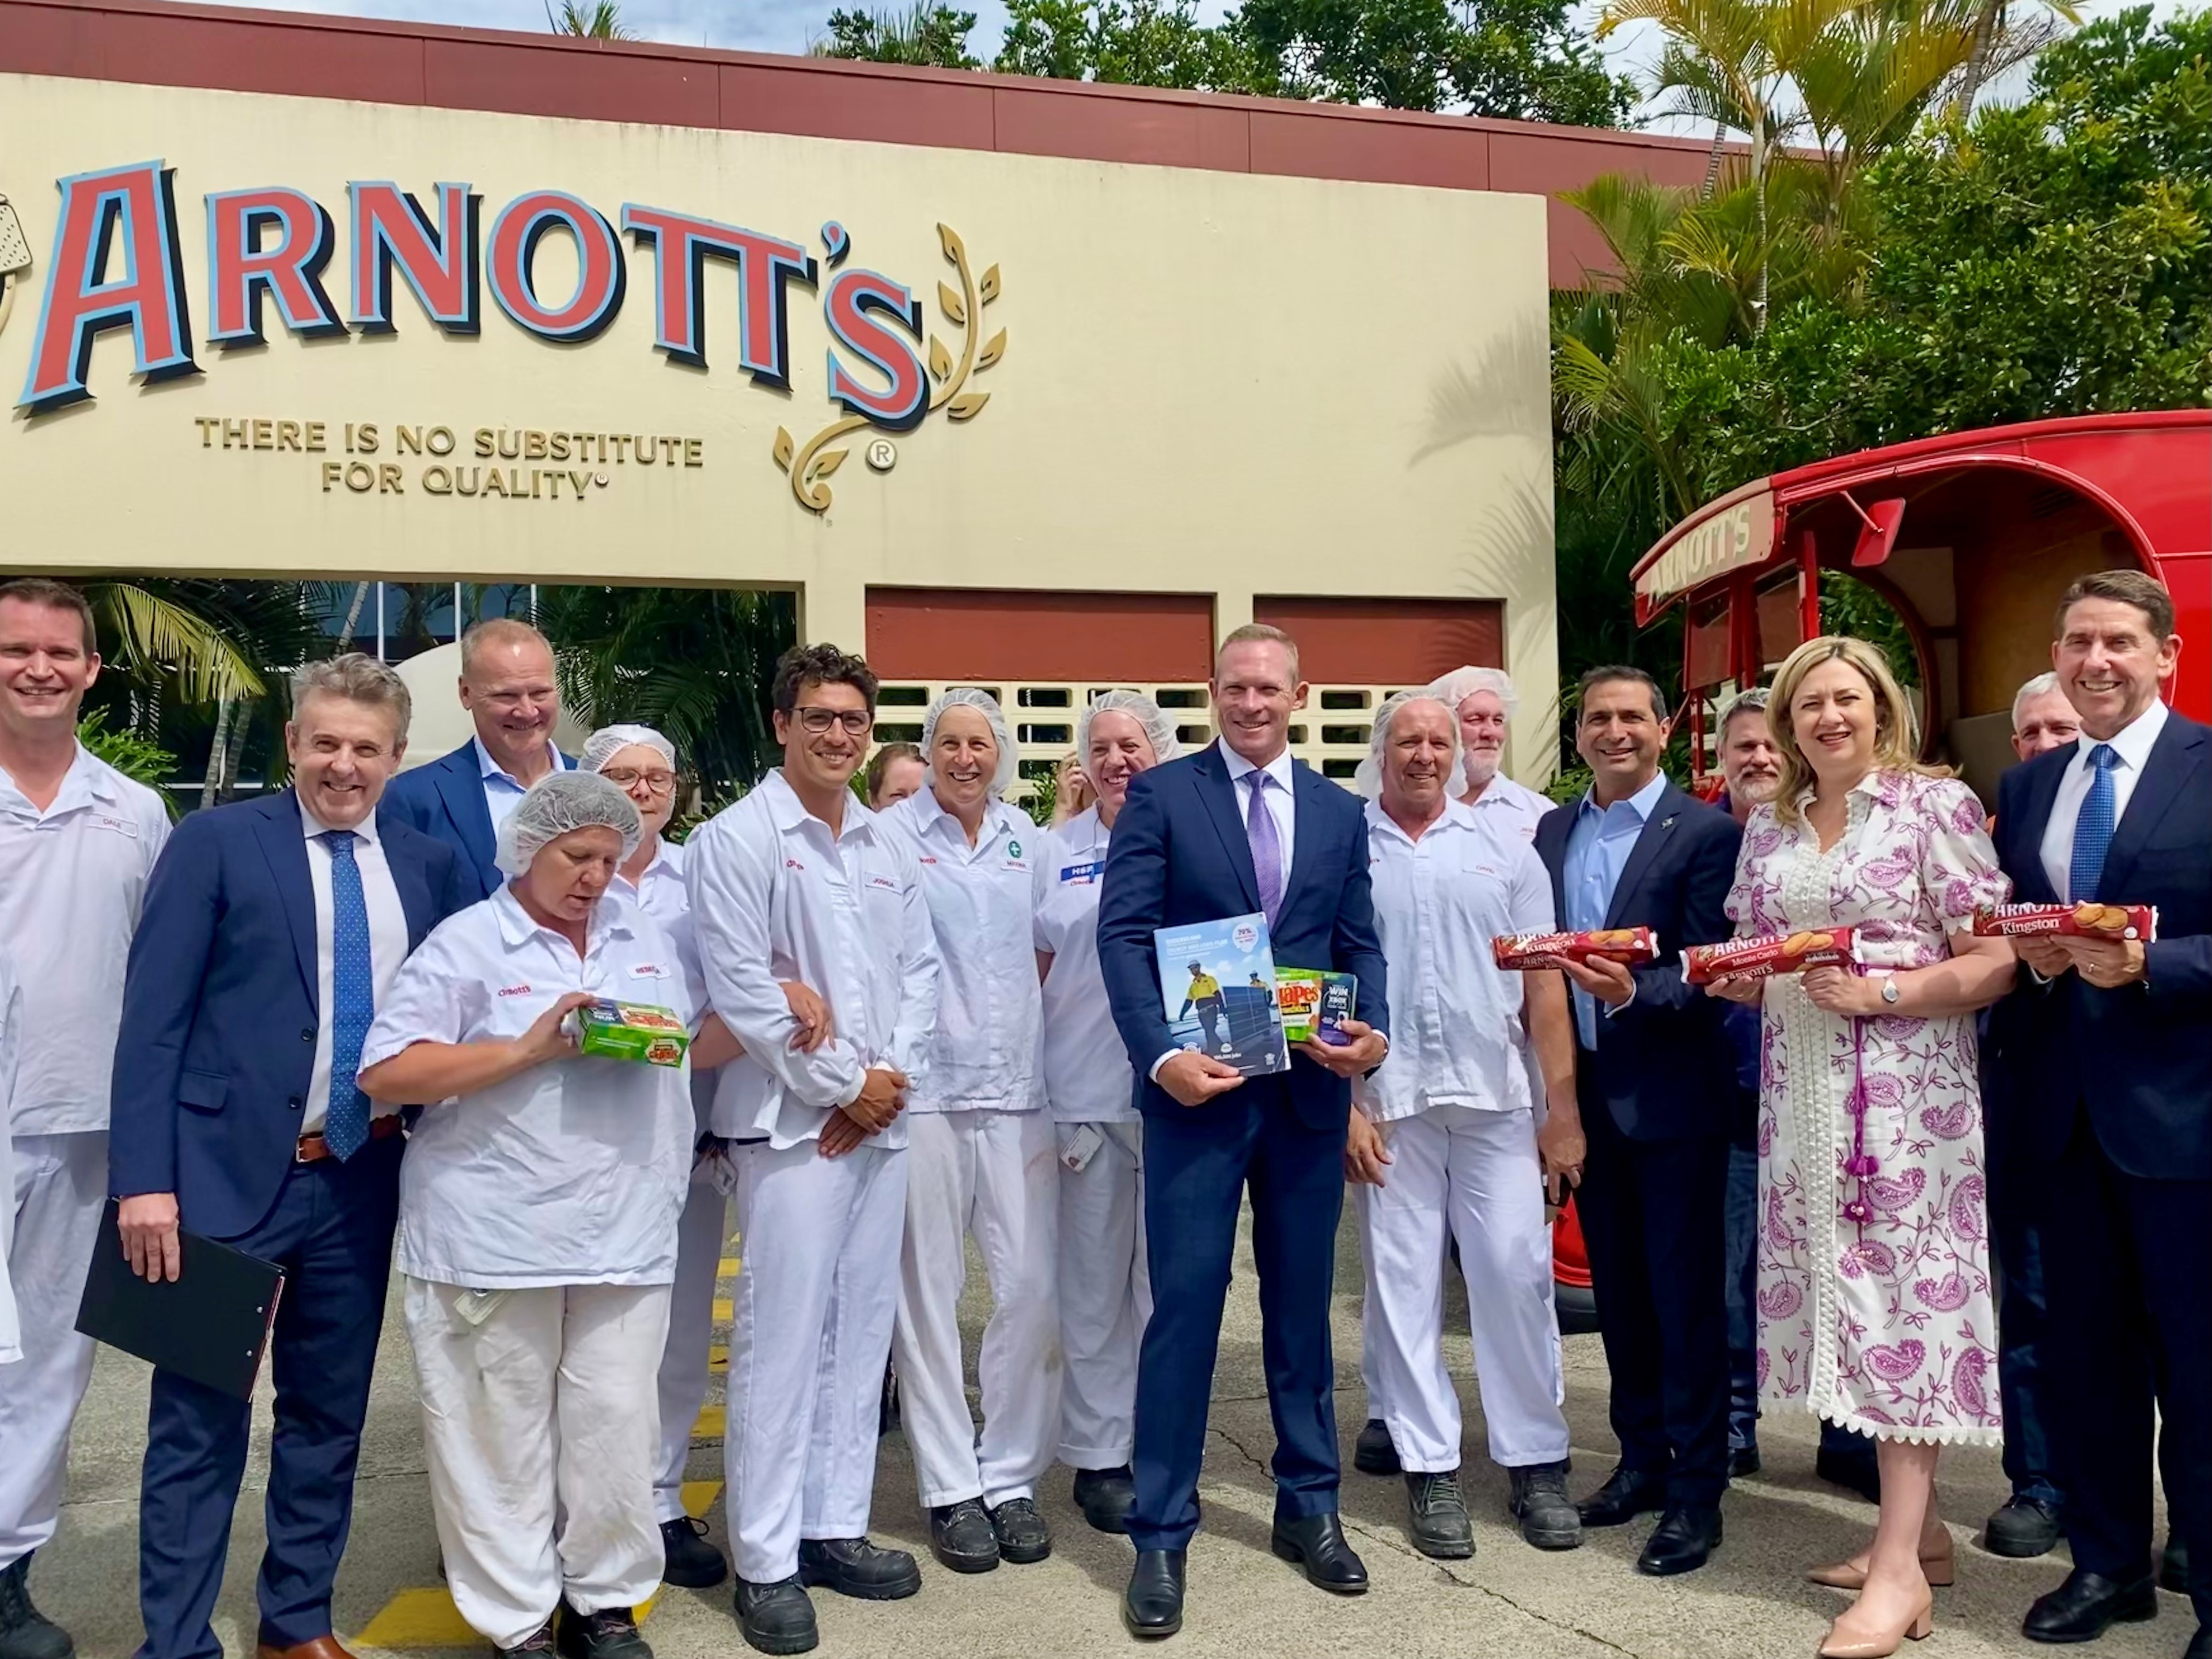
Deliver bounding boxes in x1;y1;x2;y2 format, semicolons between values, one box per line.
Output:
497;983;534;998
1060;861;1104;884
866;873;902;893
86;812;141;839
629;962;669;979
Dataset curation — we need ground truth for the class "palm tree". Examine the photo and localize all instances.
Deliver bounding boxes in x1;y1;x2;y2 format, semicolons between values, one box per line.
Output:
547;0;634;39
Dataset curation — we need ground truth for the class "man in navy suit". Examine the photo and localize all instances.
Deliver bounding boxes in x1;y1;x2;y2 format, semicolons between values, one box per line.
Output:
1988;571;2209;1659
110;654;472;1659
381;618;571;903
1097;624;1389;1639
1533;666;1741;1578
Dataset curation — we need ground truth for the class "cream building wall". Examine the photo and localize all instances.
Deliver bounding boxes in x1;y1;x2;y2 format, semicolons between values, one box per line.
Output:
0;72;1560;779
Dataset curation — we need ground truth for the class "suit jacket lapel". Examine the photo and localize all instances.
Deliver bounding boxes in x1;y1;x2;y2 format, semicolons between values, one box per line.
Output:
433;744;498;885
1604;782;1682;931
1282;763;1331;910
251;791;319;1006
2009;746;2072;905
2097;717;2206;900
1195;745;1263;915
377;810;440;947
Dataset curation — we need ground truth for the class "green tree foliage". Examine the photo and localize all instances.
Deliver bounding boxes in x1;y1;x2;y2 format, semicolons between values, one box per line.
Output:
75;711;179;817
995;0;1253;87
819;3;983;66
547;1;634;38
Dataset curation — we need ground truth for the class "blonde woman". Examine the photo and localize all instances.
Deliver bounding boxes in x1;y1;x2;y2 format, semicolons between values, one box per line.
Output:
1708;637;2014;1658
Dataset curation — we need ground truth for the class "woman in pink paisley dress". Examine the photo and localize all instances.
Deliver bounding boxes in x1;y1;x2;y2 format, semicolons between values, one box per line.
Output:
1709;637;2016;1659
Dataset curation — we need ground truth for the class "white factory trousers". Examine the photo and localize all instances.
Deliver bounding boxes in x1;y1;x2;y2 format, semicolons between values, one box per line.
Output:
894;1109;1060;1509
1355;1105;1570;1473
653;1178;733;1524
1055;1122;1149;1471
724;1139;906;1584
406;1278;672;1650
0;1132;106;1570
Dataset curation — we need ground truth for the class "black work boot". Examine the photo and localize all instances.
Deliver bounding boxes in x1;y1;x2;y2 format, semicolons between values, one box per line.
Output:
797;1537;921;1600
929;1499;1001;1573
1509;1461;1584;1551
0;1555;72;1659
1404;1471;1474;1559
1353;1418;1401;1476
555;1603;652;1659
660;1516;729;1589
734;1578;817;1656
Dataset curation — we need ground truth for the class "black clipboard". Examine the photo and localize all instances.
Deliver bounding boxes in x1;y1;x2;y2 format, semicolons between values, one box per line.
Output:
75;1200;286;1400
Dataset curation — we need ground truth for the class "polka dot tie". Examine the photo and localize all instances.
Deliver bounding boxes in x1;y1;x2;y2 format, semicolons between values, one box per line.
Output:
322;831;373;1160
2067;744;2120;904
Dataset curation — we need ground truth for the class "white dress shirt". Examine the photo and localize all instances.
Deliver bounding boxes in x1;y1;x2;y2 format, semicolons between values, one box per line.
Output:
473;734;572;837
0;944;23;1362
1219;741;1297;872
1464;773;1555;846
1355;797;1555;1123
880;788;1043;1116
2039;698;2169;901
0;744;171;1135
300;800;412;1133
362;886;695;1288
1032;807;1135;1124
684;770;940;1150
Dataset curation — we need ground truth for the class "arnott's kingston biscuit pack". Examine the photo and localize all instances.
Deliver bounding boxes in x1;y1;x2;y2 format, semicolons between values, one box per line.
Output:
1490;927;1659;972
1971;902;2158;942
1682;927;1862;985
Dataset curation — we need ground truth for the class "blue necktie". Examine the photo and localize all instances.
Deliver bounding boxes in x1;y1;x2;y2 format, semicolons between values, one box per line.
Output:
2068;744;2120;904
1245;771;1286;926
323;831;374;1160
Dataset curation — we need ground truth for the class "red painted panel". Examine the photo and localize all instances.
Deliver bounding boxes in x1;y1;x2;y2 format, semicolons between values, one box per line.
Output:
991;84;1248;172
1493;128;1720;287
1252;596;1503;683
50;7;426;103
426;37;715;127
866;587;1215;682
1249;107;1489;191
717;59;998;150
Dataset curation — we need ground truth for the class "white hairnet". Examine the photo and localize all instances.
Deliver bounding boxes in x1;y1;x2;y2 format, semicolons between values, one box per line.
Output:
581;722;677;774
1077;690;1181;776
922;687;1020;797
1354;692;1460;801
1423;665;1522;721
494;770;643;878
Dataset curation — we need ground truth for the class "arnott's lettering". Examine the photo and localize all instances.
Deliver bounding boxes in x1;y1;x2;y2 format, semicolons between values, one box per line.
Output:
14;160;923;422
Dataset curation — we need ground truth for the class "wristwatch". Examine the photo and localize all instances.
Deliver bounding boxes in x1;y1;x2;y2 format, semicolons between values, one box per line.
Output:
1879;976;1900;1006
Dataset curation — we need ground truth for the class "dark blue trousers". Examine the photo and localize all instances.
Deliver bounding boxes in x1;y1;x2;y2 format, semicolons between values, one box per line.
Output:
1129;1086;1343;1552
1722;1142;1760;1455
136;1136;402;1659
1986;1122;2063;1506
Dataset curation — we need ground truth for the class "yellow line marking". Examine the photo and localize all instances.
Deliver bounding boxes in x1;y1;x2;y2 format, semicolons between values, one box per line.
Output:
709;1343;728;1371
354;1588;482;1650
681;1479;723;1518
712;1298;733;1323
718;1255;740;1279
693;1403;725;1440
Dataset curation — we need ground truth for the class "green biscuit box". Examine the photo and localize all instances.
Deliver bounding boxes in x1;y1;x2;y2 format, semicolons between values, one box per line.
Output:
1276;968;1358;1046
574;1000;690;1067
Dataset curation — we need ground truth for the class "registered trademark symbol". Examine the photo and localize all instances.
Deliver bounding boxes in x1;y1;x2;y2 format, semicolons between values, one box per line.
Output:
594;473;610;487
866;438;897;472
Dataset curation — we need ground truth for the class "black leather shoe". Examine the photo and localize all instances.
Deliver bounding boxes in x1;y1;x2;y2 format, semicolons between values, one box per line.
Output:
555;1604;651;1659
1354;1418;1401;1476
1728;1445;1762;1479
929;1499;1001;1573
733;1578;817;1656
1816;1445;1882;1504
2022;1569;2157;1643
1578;1465;1668;1528
1981;1495;2063;1559
0;1555;71;1659
987;1497;1052;1565
797;1537;921;1600
1404;1471;1474;1559
660;1516;729;1589
1072;1467;1136;1534
1123;1550;1185;1639
2162;1536;2190;1595
1509;1462;1584;1551
1636;1507;1721;1577
1270;1513;1369;1594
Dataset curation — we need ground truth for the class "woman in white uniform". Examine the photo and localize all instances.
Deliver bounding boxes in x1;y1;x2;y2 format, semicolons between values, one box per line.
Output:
881;688;1057;1573
1033;692;1179;1534
358;771;720;1659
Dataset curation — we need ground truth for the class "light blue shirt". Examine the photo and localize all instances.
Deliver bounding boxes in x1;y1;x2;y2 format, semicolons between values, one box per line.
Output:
1560;771;1667;1048
473;734;573;835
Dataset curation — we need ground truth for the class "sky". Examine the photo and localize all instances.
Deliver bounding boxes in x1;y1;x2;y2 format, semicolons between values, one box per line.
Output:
215;0;2190;131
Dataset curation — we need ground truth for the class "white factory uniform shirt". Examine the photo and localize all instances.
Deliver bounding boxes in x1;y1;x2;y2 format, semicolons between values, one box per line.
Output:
684;768;939;1150
2040;697;2168;901
363;886;695;1288
0;946;22;1365
0;745;169;1135
1356;796;1555;1124
880;789;1041;1116
1464;772;1556;847
1033;808;1135;1125
300;800;411;1134
612;836;708;1021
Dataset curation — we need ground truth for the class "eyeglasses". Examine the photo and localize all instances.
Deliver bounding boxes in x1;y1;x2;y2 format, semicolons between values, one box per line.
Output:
793;706;874;736
600;767;677;794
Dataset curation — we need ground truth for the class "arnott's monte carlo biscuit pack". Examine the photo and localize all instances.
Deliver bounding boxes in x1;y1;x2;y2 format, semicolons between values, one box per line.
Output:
1681;927;1863;985
1490;927;1659;971
1971;902;2159;942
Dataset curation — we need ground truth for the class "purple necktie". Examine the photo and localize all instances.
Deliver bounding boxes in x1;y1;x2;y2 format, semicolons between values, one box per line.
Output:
1245;771;1285;924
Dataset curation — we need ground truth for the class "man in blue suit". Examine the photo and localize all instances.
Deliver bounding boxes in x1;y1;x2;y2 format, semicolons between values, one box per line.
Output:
1532;666;1740;1578
1988;571;2209;1659
110;654;472;1659
1097;624;1389;1639
381;618;571;903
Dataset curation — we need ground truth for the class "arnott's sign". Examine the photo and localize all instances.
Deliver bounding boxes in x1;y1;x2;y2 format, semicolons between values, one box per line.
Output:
6;160;1006;514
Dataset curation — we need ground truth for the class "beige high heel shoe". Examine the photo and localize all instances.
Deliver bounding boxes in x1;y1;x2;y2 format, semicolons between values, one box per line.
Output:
1817;1587;1935;1657
1808;1517;1955;1590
